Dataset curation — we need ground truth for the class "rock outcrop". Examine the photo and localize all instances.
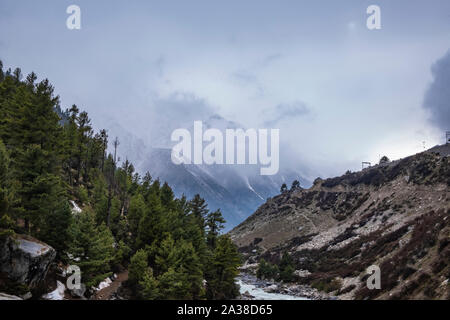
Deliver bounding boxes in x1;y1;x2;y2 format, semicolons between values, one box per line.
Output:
230;144;450;300
0;235;56;289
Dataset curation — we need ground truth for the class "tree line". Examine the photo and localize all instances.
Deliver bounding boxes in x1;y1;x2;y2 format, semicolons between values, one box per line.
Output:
0;61;241;299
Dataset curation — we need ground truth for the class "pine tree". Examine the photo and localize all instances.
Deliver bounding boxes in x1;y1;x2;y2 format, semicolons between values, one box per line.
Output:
68;209;114;287
127;194;146;247
158;267;190;300
190;194;209;226
175;240;205;299
0;60;4;82
6;78;63;234
38;200;73;255
160;181;175;210
155;234;178;275
0;62;246;300
129;249;149;287
0;139;15;238
279;252;295;282
206;209;225;249
113;239;131;270
257;259;279;280
205;235;241;300
291;180;300;191
139;268;159;300
136;192;163;249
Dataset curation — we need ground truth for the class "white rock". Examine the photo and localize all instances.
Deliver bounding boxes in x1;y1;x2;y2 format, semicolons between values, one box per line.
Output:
294;269;311;277
264;284;279;293
0;293;23;300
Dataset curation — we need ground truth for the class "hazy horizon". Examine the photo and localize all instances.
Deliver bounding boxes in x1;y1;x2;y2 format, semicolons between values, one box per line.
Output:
1;0;449;180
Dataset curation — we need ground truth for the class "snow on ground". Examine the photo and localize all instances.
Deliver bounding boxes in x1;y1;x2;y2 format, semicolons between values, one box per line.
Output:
95;277;112;291
42;281;65;300
70;200;82;214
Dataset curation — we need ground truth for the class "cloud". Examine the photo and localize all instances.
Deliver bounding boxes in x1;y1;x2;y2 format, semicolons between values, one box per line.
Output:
263;101;311;126
230;53;282;98
423;50;450;131
146;91;217;147
260;53;282;68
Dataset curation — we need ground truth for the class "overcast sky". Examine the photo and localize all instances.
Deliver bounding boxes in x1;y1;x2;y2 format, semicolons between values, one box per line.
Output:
1;0;449;178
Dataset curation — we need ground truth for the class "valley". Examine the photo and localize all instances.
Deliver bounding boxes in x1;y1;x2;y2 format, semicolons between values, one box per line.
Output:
229;144;450;299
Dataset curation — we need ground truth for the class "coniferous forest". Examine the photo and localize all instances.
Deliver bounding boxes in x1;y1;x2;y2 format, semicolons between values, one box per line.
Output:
0;61;241;300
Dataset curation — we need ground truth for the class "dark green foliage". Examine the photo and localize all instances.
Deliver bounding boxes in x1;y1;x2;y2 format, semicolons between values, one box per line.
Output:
311;278;342;293
0;61;241;299
158;267;190;300
206;209;225;248
139;268;159;300
205;235;241;299
278;252;295;282
129;249;149;287
68;209;115;287
189;193;209;228
38;200;73;255
257;259;279;280
0;139;15;238
291;180;301;190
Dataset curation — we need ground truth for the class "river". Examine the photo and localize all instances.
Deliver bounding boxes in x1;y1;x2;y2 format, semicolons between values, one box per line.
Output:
237;275;308;300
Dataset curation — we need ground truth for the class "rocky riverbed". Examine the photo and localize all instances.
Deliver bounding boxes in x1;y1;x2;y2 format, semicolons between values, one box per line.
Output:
237;273;335;300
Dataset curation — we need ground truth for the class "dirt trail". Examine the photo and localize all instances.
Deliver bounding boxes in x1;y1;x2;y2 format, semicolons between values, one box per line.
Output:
93;270;128;300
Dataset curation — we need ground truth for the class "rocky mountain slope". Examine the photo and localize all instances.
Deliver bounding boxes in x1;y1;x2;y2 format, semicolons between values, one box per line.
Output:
229;144;450;299
104;118;309;230
143;147;305;229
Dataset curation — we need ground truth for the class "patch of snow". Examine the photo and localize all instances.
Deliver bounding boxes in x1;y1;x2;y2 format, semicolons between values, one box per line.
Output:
70;200;82;214
42;281;65;300
0;293;23;300
245;177;264;201
66;253;81;262
95;277;112;291
17;239;50;258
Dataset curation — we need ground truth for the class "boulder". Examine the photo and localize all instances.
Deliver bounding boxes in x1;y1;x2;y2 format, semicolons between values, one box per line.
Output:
294;269;311;277
0;235;56;288
241;291;255;300
264;284;279;293
0;292;23;300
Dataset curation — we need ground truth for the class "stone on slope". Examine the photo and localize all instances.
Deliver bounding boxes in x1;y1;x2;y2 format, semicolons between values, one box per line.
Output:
0;235;56;288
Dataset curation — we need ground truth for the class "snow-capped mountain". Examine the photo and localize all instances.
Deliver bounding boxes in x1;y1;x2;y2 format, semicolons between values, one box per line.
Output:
103;115;310;230
141;147;307;229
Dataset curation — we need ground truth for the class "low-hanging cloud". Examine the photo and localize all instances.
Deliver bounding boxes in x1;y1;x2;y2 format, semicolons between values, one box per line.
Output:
263;101;311;127
423;50;450;131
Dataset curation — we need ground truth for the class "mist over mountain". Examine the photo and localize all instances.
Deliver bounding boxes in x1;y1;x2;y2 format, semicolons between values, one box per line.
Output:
104;114;310;229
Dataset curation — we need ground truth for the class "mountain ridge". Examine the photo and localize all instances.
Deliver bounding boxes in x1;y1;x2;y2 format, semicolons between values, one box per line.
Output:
229;144;450;299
